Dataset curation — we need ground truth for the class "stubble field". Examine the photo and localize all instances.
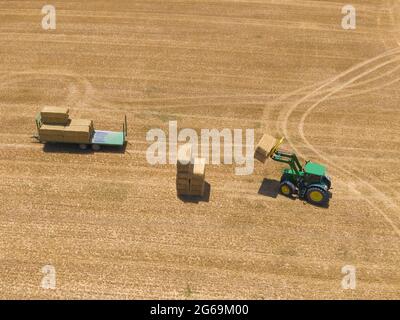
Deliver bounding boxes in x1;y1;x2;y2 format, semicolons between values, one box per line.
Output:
0;0;399;299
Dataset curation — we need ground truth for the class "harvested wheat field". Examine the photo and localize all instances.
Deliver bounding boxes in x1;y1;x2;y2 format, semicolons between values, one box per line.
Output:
0;0;399;299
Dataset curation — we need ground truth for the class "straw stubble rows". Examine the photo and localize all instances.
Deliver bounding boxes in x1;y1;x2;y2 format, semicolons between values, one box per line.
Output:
0;0;399;299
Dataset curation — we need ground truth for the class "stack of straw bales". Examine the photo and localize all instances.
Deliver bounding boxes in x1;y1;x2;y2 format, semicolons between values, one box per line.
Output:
38;107;94;144
176;144;206;197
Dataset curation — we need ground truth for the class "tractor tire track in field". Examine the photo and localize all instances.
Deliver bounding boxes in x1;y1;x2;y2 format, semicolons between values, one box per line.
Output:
261;46;400;133
0;70;97;114
281;47;400;237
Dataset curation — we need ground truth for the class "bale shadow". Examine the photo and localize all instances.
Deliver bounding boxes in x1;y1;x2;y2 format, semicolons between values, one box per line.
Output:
42;142;127;154
258;178;298;202
178;182;211;203
257;178;280;199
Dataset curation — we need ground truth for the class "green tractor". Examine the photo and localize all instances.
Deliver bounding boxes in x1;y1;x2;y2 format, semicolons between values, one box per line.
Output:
273;149;331;206
255;136;331;206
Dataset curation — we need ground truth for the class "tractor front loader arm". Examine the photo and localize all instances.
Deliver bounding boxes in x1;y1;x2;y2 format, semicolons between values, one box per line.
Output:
271;150;303;175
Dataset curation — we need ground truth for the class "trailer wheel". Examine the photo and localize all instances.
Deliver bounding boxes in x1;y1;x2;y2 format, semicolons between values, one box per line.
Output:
92;144;101;151
306;187;329;206
79;144;88;150
280;181;296;197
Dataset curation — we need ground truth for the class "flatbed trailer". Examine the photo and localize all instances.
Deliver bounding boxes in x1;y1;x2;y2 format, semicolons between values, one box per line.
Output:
35;113;127;150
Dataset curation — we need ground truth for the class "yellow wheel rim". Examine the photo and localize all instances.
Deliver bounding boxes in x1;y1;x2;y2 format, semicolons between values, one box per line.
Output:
281;185;291;195
309;190;323;203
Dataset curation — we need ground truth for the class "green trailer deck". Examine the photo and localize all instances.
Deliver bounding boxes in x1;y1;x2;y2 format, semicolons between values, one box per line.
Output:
91;130;125;146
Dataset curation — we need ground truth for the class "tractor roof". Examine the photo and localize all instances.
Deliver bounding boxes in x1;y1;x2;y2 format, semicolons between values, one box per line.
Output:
304;162;326;176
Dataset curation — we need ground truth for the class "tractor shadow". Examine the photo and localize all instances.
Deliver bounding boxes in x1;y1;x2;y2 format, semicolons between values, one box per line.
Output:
178;182;211;203
42;142;127;154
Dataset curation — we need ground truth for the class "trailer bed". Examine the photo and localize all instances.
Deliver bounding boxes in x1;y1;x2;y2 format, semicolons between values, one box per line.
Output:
35;113;127;149
91;130;125;146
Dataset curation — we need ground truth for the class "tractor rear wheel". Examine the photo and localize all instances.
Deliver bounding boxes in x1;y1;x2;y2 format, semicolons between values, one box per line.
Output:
280;181;296;197
306;187;329;206
92;144;101;151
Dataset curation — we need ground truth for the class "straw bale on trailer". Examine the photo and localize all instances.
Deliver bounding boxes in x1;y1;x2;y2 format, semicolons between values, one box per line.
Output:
41;107;70;125
63;125;91;144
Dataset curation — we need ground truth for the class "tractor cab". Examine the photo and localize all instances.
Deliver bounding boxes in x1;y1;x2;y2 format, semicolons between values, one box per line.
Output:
303;162;331;190
304;161;325;176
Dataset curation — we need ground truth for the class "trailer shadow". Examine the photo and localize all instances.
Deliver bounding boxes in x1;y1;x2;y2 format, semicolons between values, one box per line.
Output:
178;182;211;203
42;142;127;154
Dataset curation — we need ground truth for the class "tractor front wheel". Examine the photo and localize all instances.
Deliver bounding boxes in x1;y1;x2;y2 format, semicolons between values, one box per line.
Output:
306;187;329;206
280;181;296;197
